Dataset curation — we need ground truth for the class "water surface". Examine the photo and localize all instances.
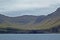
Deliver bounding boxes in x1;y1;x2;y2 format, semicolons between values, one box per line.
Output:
0;34;60;40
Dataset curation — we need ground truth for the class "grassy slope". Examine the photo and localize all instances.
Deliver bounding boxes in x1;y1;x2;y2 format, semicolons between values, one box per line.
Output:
0;18;60;30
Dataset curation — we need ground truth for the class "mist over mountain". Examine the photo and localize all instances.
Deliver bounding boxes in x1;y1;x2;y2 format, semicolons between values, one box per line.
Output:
0;4;59;17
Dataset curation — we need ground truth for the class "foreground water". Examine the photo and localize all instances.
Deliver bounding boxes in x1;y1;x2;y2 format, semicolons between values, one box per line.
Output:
0;34;60;40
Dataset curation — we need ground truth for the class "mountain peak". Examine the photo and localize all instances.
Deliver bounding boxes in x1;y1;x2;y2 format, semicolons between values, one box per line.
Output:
54;7;60;15
48;7;60;17
56;7;60;12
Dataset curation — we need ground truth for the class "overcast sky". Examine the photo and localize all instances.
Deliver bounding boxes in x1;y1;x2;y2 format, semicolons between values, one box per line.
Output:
0;0;60;17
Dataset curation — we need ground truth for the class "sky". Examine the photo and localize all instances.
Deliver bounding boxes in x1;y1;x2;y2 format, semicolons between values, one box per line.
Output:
0;0;60;17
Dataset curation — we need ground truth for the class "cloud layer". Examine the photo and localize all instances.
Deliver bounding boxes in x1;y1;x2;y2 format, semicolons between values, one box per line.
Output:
0;0;60;16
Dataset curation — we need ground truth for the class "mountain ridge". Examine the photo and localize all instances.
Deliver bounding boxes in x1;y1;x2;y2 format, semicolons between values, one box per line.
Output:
0;8;60;30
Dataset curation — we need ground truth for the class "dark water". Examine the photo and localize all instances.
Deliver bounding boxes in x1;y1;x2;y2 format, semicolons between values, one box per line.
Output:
0;34;60;40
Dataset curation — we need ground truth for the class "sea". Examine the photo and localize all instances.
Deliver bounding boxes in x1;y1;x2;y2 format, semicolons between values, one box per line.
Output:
0;34;60;40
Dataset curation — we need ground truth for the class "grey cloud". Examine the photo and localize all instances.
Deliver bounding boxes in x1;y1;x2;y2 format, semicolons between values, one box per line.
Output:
0;0;60;16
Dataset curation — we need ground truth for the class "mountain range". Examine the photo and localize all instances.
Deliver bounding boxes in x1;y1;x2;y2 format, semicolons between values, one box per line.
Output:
0;7;60;33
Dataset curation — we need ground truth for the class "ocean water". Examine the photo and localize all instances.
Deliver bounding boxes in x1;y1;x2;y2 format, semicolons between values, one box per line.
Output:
0;34;60;40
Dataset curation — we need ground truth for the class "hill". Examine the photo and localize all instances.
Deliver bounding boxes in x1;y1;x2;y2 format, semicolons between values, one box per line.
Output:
0;8;60;33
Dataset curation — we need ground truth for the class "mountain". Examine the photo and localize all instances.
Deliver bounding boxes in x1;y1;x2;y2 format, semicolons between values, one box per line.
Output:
0;8;60;32
34;15;45;23
33;8;60;30
8;15;38;24
0;14;40;29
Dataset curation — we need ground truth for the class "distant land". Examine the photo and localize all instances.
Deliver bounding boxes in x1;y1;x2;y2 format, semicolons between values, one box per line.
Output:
0;7;60;34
